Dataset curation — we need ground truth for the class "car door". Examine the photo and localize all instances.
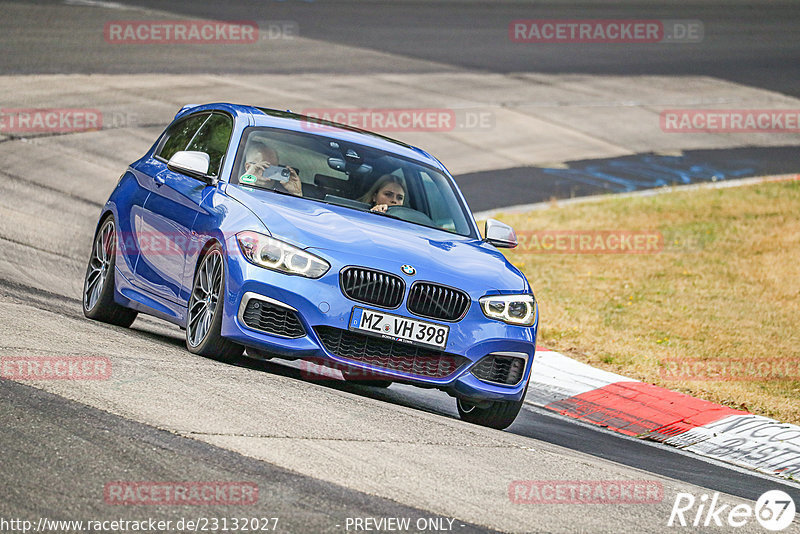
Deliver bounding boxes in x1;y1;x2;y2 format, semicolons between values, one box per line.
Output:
125;112;207;294
134;112;233;303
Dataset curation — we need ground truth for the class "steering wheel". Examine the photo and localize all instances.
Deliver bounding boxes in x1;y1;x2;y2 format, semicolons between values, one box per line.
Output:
385;206;436;226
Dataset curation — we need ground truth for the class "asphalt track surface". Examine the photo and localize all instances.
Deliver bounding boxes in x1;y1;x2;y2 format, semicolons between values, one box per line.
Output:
1;1;800;533
4;0;799;210
8;0;800;99
0;379;494;534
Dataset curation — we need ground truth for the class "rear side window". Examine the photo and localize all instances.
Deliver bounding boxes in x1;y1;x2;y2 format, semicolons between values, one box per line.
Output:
157;113;209;163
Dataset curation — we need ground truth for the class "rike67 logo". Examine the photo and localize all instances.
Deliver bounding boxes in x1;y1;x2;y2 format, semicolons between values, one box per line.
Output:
668;490;796;531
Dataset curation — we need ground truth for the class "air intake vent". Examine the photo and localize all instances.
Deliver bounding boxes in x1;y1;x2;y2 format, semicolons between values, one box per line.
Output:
241;298;306;338
314;326;468;379
407;282;470;322
470;353;526;386
340;267;405;309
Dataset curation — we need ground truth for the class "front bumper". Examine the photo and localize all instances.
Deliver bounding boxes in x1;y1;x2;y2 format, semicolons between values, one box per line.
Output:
219;249;537;403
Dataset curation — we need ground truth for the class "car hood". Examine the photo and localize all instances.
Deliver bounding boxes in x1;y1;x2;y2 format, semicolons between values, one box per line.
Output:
227;186;528;292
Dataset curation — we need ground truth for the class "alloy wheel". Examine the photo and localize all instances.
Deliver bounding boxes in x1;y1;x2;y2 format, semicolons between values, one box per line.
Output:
187;250;223;347
84;219;115;311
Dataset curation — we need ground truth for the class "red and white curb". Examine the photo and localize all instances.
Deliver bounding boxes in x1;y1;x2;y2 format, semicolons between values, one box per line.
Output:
526;348;800;481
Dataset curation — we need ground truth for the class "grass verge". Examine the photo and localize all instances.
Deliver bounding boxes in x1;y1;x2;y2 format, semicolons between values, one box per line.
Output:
496;179;800;424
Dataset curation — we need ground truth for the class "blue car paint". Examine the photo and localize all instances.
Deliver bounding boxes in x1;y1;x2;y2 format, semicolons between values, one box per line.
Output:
99;103;538;403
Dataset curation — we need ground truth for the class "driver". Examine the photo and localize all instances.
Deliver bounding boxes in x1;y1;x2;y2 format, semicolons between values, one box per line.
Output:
358;174;406;213
240;141;303;197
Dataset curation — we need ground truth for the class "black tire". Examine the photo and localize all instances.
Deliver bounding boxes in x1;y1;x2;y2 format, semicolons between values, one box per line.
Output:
341;371;392;388
457;382;528;430
83;215;138;327
185;243;243;362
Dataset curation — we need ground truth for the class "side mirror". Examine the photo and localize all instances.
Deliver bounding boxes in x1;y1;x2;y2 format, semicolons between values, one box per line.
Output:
484;219;518;248
167;151;213;183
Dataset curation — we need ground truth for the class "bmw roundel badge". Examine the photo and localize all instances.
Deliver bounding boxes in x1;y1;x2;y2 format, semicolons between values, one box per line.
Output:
401;265;416;276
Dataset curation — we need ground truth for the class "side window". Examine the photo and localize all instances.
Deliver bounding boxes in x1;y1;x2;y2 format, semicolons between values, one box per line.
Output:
186;113;233;177
157;113;209;163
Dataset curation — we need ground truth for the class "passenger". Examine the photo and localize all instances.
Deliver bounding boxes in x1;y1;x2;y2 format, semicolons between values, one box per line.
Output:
358;174;406;213
240;141;303;197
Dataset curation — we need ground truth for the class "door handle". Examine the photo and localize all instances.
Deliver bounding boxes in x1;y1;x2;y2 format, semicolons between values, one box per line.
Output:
154;175;166;187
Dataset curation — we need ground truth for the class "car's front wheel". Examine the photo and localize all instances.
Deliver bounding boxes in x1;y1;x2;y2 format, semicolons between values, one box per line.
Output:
186;243;243;362
456;383;528;430
83;215;138;327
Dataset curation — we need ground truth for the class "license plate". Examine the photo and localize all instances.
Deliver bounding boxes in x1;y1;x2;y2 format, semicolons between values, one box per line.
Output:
349;307;449;350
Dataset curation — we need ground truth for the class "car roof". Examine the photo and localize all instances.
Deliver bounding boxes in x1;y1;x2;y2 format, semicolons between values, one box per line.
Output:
175;103;447;173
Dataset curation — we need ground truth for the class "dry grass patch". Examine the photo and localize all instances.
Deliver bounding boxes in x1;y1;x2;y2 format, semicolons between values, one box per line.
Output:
497;180;800;423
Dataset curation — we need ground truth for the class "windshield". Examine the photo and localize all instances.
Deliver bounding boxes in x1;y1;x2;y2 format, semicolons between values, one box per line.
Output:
231;127;477;238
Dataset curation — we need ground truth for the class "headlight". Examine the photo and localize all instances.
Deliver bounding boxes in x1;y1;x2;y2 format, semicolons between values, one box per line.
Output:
236;231;330;279
479;294;537;326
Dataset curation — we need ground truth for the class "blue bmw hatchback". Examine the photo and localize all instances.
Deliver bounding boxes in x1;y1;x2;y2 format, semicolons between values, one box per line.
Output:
83;103;538;429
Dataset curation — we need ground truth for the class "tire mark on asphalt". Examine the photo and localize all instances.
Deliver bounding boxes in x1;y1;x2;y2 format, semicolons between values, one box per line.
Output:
0;167;103;209
0;277;177;344
180;432;526;448
0;234;82;262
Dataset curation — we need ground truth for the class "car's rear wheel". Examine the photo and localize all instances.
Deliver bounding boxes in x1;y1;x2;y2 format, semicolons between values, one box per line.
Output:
186;243;243;362
456;383;528;430
83;216;138;327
